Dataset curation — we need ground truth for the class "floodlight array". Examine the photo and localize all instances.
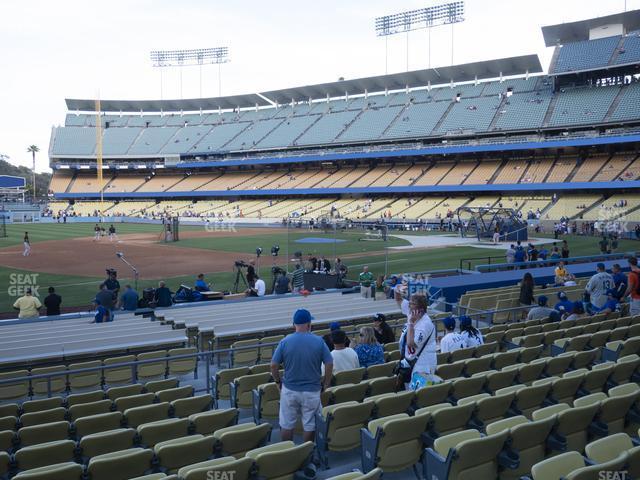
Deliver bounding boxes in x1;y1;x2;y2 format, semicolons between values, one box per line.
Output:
150;47;230;67
375;1;464;36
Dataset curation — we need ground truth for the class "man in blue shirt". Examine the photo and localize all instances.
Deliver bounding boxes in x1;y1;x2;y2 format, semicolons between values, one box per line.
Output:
538;246;549;261
592;289;620;315
611;263;628;300
194;274;209;292
554;291;573;314
119;285;139;311
271;309;333;442
514;242;526;263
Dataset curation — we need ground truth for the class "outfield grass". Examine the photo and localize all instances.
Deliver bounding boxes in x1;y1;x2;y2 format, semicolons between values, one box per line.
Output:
0;222;638;315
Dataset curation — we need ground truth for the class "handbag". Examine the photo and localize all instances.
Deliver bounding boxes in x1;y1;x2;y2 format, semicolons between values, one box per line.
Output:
395;324;434;388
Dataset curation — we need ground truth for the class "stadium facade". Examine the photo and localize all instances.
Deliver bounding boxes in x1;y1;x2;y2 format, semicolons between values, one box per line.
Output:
47;10;640;226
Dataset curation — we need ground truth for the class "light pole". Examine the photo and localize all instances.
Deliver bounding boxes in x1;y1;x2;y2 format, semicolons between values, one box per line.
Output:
150;47;230;99
375;2;465;70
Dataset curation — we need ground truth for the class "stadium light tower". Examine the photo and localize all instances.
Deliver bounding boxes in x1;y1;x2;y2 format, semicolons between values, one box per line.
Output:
375;1;464;72
150;47;230;99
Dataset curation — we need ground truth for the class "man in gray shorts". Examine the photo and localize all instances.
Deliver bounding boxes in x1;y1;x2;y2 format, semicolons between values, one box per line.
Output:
271;308;333;442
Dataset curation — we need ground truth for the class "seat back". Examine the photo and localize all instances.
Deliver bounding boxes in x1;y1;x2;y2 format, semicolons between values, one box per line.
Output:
80;428;137;457
20;407;66;427
68;399;113;421
68;361;102;391
103;355;136;385
0;370;29;401
567;452;629;480
124;402;171;428
156;386;194;403
75;411;123;437
189;408;238;436
447;430;509;480
232;372;272;408
556;403;600;453
21;397;63;414
137;418;190;447
431;403;475;437
12;462;83;480
247;440;314;479
585;432;633;464
87;447;155;480
30;366;67;396
137;351;168;381
168;348;198;377
231;340;259;366
215;367;249;401
334;368;366;386
259;335;284;363
323;402;374;451
375;414;430;472
531;451;585;480
154;435;216;473
15;439;76;471
18;421;70;447
115;393;156;412
172;395;212;418
212;422;272;457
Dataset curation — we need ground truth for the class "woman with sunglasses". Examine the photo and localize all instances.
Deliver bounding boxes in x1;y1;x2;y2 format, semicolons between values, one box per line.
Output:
354;326;384;368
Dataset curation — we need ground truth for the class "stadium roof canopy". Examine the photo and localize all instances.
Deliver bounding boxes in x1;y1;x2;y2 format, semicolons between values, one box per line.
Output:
65;54;542;113
260;55;542;104
542;9;640;46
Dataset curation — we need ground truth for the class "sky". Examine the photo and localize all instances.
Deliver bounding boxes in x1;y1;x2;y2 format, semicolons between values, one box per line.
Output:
0;0;637;173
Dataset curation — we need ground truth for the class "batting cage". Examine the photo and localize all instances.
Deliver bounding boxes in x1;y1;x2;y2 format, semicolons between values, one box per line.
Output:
161;217;180;242
457;206;528;242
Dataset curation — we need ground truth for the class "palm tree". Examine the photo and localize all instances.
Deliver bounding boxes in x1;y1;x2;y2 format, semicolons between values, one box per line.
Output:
27;145;39;201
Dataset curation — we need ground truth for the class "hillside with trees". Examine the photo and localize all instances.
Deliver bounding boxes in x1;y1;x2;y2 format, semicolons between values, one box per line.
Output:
0;154;51;198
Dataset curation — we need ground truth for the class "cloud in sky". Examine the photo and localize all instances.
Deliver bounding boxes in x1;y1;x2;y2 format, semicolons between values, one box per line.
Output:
0;0;636;172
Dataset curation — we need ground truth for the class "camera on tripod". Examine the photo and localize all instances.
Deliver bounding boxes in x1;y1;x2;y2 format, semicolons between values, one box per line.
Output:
271;266;285;275
234;260;248;268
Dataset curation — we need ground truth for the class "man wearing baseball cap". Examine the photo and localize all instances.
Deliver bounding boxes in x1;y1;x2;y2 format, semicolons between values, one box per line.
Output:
585;263;614;310
554;291;574;314
271;308;333;443
439;317;465;354
527;295;555;321
373;313;395;344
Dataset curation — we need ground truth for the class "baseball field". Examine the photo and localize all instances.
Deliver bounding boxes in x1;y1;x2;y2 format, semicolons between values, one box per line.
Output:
0;222;637;316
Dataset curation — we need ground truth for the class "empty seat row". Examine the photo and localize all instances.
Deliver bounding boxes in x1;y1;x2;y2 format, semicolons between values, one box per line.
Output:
508;325;639;353
1;407;243;462
0;393;215;449
0;436;313;480
0;348;197;402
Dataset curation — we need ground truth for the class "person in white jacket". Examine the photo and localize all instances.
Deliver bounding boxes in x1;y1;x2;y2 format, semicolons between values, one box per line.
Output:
399;294;437;387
